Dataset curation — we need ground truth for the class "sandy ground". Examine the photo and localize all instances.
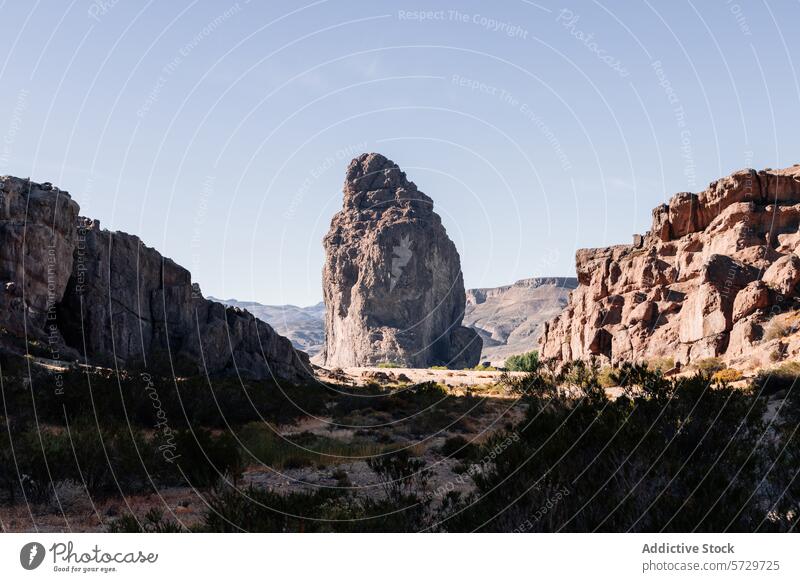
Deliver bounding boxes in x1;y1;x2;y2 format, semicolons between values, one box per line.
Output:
317;365;527;392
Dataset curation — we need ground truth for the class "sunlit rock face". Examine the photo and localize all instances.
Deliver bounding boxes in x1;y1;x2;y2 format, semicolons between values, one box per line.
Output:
322;153;481;369
540;165;800;366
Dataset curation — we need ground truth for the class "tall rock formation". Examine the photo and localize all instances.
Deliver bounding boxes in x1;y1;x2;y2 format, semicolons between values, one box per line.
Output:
539;165;800;366
0;176;311;383
322;153;482;368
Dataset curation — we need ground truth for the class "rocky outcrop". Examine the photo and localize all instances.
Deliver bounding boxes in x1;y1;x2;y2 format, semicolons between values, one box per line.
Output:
464;277;577;365
0;176;311;383
0;177;79;342
209;297;326;358
539;165;800;366
322;153;481;368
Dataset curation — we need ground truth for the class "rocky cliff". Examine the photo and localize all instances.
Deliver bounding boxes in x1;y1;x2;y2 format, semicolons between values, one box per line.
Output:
0;176;311;383
465;277;577;365
539;165;800;367
209;297;326;357
322;153;482;368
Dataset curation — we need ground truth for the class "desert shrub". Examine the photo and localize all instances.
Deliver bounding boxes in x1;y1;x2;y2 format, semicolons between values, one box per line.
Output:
612;362;675;401
712;368;743;384
9;368;328;430
330;468;350;486
646;356;675;373
3;420;163;501
0;416;247;501
367;449;430;503
47;480;93;514
107;508;186;532
445;369;772;532
200;484;431;532
430;365;448;370
240;425;390;469
470;364;497;371
400;381;448;405
751;361;800;395
377;362;402;369
597;366;617;388
764;319;793;341
768;377;800;530
171;429;243;488
332;381;454;420
693;357;725;374
440;435;477;460
206;486;345;532
505;351;541;372
500;358;608;402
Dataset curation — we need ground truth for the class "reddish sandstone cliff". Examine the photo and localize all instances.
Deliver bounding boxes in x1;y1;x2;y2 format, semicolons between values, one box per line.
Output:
539;165;800;368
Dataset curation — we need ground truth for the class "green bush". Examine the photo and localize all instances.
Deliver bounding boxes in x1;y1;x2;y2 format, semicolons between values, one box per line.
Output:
440;435;477;460
367;449;430;503
751;361;800;395
172;428;243;488
597;366;617;388
6;367;329;429
449;368;774;532
0;417;246;501
240;425;390;469
1;419;164;501
646;356;675;373
504;351;541;372
693;357;724;374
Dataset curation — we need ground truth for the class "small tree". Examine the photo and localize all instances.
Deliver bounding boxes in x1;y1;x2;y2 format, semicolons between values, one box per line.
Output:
505;350;541;372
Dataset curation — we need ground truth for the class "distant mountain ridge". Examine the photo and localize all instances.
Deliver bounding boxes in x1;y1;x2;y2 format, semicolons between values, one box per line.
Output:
214;276;576;366
208;298;325;357
464;277;578;365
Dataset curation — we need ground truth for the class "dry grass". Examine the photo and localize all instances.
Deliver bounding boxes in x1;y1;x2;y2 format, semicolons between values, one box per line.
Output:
240;424;405;469
764;318;794;341
712;368;743;384
647;356;675;373
693;357;725;374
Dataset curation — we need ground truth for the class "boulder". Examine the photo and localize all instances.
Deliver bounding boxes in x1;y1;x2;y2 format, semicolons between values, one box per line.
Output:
732;281;771;322
762;254;800;296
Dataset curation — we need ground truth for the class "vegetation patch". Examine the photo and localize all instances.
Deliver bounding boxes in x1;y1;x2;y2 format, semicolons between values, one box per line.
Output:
504;351;540;372
712;368;743;384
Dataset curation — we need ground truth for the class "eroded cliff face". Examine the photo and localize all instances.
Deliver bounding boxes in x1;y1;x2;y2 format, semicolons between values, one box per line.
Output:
0;176;311;383
0;177;79;341
322;153;482;368
539;165;800;367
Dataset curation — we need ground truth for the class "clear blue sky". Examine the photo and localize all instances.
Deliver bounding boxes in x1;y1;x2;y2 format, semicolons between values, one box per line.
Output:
1;0;798;306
